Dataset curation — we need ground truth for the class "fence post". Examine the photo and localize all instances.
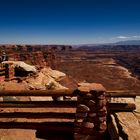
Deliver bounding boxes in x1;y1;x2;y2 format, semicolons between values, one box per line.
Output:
0;67;5;81
4;63;14;81
74;83;107;140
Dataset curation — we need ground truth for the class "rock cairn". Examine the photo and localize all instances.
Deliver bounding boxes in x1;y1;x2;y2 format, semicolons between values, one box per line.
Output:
74;83;107;140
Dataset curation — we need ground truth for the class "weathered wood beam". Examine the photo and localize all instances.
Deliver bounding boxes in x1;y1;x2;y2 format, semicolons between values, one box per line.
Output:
106;91;138;97
0;112;75;119
0;89;76;96
107;103;136;112
0;90;139;97
0;71;5;75
0;122;74;131
0;101;135;111
0;68;5;71
0;101;77;108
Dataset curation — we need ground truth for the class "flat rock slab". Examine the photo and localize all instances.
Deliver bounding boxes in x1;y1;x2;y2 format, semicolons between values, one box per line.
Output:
134;96;140;122
115;112;140;140
78;83;106;93
108;96;140;140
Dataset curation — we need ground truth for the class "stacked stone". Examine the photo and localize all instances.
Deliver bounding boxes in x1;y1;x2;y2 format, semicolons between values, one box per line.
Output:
4;63;14;80
75;83;107;139
0;67;5;81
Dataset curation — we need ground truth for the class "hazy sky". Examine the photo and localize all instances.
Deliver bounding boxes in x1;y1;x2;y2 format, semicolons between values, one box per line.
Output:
0;0;140;44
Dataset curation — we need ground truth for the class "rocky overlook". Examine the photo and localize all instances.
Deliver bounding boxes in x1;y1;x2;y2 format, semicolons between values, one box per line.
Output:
0;44;140;139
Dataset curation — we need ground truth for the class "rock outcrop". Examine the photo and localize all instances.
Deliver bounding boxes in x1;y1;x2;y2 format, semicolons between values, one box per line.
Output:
108;97;140;140
25;67;67;91
2;61;37;73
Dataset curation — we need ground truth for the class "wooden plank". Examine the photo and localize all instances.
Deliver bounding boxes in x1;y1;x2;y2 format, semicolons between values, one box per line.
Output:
0;89;139;97
108;103;136;112
0;68;5;71
106;91;138;97
0;89;76;96
0;90;139;97
0;101;136;110
0;71;5;75
106;90;140;98
0;122;74;131
0;101;77;108
0;112;75;119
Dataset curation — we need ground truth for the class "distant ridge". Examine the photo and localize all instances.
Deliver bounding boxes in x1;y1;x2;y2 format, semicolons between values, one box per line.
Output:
114;40;140;45
74;40;140;47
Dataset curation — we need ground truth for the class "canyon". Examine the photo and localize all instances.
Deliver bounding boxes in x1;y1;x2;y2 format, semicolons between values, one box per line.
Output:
0;44;140;139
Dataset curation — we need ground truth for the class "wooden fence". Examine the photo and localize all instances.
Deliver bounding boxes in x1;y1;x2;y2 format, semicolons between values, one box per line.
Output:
0;67;5;81
0;89;138;138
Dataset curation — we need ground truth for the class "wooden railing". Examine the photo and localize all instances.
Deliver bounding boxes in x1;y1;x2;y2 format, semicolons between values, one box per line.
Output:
0;89;76;131
0;67;5;78
0;89;139;138
0;66;6;81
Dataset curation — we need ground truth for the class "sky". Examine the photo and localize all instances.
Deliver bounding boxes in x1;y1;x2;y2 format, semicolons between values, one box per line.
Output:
0;0;140;44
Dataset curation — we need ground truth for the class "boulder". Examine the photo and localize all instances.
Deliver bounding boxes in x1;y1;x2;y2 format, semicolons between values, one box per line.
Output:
77;104;90;113
2;61;37;73
25;67;68;90
41;67;66;80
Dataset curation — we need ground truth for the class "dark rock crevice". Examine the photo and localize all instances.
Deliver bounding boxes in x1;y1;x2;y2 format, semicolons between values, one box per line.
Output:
113;113;128;140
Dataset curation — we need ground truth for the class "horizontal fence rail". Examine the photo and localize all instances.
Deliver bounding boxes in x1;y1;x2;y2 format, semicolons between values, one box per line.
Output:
0;68;5;76
0;90;139;97
0;101;135;112
107;103;136;112
106;90;139;97
0;89;75;96
0;101;77;108
0;122;74;131
0;112;76;119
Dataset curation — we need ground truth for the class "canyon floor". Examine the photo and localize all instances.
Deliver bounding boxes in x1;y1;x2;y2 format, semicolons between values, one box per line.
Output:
56;58;140;91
